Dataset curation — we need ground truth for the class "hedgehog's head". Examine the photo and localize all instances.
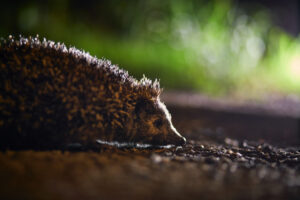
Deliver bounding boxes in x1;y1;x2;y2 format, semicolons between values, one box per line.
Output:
131;97;186;146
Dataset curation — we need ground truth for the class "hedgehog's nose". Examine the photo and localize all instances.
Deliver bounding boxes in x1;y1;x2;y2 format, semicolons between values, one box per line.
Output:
166;131;186;146
168;134;186;146
169;124;186;146
180;136;186;145
175;135;186;146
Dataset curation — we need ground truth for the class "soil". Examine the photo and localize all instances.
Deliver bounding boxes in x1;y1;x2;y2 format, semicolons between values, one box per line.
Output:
0;92;300;200
0;137;299;200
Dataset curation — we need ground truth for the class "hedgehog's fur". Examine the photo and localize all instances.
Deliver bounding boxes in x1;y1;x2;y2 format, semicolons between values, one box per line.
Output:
0;35;186;149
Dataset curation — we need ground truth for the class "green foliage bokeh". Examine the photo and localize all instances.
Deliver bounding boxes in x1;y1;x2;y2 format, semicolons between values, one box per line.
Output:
1;0;299;97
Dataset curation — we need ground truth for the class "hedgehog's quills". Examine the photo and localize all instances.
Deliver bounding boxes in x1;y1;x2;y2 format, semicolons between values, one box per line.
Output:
0;35;186;150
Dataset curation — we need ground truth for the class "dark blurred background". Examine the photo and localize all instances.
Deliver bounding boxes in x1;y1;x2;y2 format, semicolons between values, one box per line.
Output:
1;0;300;98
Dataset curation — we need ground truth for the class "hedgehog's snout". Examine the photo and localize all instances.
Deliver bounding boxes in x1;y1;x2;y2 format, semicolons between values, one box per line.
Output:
166;122;186;146
174;135;186;146
157;100;186;146
165;132;186;146
180;136;187;145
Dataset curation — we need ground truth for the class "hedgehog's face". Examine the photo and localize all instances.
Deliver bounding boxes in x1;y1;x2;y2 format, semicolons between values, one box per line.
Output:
133;97;186;146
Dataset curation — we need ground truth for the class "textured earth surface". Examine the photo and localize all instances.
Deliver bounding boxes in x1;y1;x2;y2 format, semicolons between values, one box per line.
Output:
0;134;299;200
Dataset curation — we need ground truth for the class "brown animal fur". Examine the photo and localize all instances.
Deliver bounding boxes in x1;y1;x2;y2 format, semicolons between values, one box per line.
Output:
0;35;185;149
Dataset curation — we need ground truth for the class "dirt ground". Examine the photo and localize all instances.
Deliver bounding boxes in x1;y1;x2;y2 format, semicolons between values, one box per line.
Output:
0;93;300;200
0;137;299;200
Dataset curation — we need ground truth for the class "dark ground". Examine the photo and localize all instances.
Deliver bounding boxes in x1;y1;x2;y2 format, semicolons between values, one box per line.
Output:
0;92;300;200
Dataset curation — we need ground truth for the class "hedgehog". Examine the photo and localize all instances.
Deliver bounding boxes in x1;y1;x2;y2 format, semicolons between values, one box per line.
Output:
0;35;186;149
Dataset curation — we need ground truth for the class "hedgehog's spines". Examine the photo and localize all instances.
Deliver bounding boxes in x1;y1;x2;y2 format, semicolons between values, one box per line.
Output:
1;34;162;104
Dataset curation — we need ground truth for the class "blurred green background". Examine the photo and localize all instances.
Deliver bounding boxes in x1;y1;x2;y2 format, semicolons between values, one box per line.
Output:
1;0;300;98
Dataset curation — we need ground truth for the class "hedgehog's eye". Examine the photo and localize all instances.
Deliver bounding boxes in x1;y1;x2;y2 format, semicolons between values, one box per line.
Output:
153;119;163;128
